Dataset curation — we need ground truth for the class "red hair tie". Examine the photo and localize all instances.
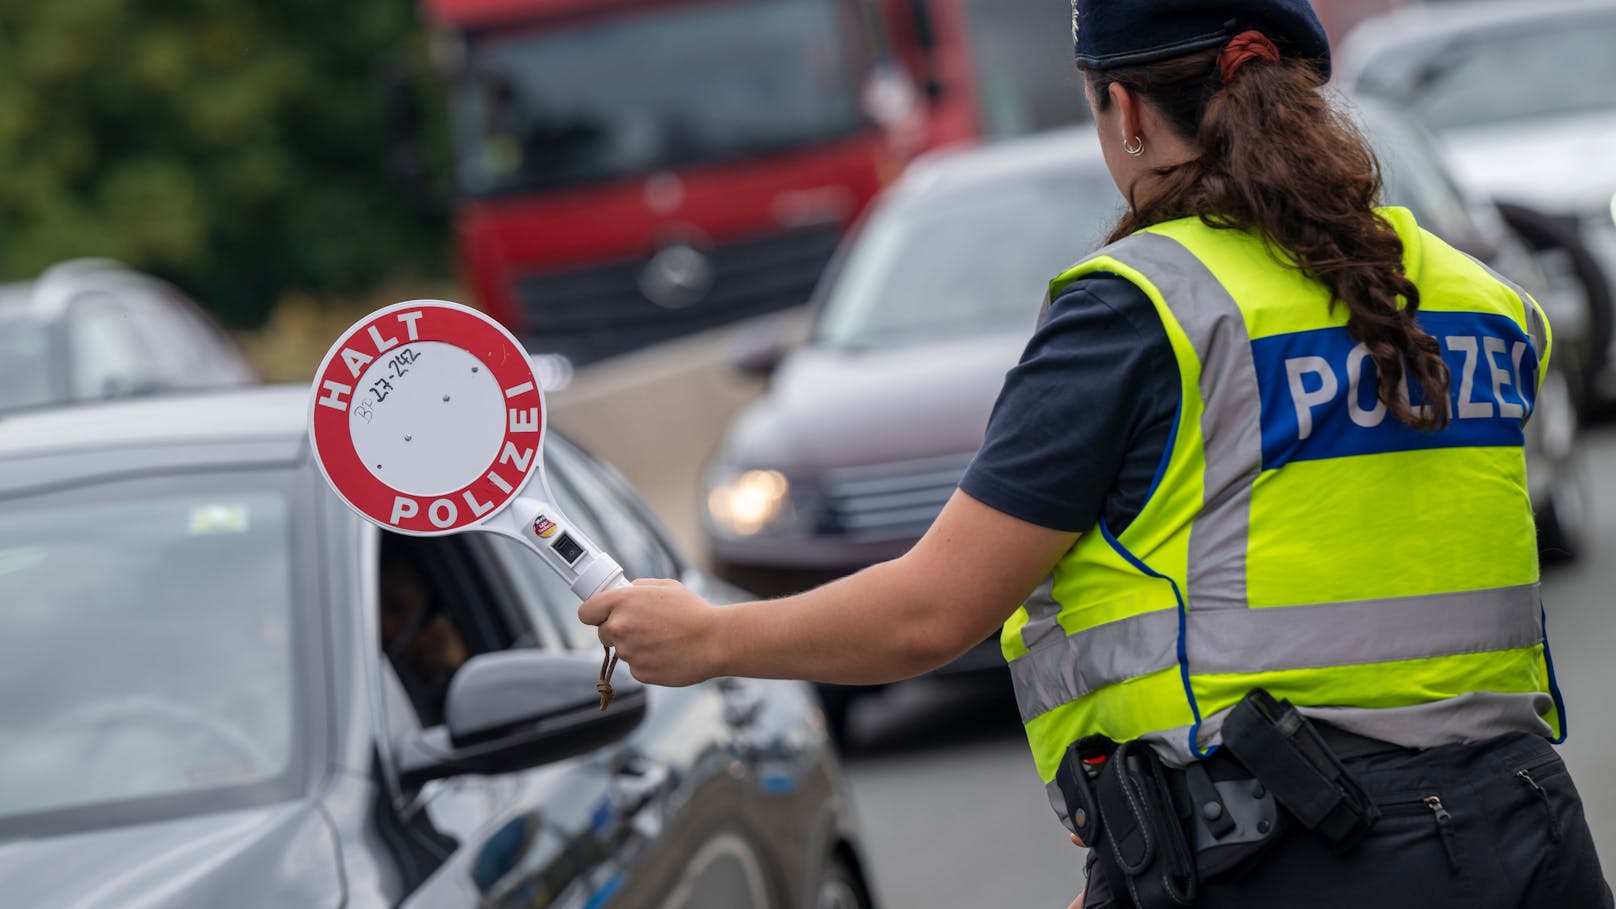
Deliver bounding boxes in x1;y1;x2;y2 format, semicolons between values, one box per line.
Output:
1219;30;1280;83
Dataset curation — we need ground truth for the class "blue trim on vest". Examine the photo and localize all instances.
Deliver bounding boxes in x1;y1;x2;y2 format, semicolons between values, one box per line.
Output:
1097;517;1215;760
1142;391;1184;510
1540;600;1569;744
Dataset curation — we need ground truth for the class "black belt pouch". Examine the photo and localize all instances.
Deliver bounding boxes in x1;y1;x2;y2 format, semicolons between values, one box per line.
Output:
1093;741;1198;908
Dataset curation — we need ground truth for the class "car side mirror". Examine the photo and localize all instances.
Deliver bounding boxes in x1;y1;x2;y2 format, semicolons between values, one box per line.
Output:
728;314;807;378
395;651;646;788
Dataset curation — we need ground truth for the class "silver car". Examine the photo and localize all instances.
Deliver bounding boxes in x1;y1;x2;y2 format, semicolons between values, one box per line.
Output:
0;259;256;414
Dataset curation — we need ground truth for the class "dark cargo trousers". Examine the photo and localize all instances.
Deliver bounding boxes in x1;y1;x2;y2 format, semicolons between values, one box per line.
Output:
1083;732;1611;908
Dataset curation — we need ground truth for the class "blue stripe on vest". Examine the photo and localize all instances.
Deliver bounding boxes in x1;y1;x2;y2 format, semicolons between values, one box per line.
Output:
1254;311;1538;469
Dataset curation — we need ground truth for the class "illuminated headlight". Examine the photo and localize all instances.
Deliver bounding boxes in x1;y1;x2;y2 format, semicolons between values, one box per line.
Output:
706;469;791;536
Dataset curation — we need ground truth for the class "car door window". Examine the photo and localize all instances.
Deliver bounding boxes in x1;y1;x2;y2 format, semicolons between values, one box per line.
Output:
548;440;681;580
68;294;157;400
1369;111;1480;246
376;532;546;725
483;444;678;651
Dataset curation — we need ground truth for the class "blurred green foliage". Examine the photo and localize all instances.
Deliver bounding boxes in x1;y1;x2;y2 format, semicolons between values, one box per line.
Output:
0;0;448;327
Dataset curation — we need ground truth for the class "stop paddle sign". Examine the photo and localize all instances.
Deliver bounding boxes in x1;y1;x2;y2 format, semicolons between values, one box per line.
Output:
308;300;629;705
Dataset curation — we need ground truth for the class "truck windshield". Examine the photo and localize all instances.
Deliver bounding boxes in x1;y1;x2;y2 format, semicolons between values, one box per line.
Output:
452;0;862;196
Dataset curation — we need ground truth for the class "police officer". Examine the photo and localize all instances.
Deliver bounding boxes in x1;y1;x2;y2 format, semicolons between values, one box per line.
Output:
580;1;1612;904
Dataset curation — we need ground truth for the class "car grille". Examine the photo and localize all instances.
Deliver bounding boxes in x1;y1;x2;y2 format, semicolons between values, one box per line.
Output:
515;224;841;364
816;453;974;543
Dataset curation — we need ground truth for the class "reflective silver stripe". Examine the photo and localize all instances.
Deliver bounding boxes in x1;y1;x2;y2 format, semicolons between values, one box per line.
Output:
1010;583;1541;723
1142;690;1555;769
1015;573;1064;655
1459;250;1548;362
1100;232;1263;611
1010;609;1179;723
1187;583;1542;673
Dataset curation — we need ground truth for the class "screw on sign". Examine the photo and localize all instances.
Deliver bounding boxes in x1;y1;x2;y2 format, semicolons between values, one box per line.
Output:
308;300;630;709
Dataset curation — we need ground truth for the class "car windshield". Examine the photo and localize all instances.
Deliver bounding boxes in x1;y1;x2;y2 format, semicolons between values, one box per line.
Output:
0;306;57;413
1354;13;1616;132
451;0;861;196
815;165;1121;347
0;474;303;830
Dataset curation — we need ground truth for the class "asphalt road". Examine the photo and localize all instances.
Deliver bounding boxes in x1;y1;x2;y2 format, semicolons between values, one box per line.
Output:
839;427;1616;909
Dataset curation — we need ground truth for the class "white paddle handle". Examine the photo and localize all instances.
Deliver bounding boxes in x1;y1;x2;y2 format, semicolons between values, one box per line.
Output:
571;559;631;600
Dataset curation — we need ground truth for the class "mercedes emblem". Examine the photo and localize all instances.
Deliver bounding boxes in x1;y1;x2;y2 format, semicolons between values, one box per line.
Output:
638;244;715;309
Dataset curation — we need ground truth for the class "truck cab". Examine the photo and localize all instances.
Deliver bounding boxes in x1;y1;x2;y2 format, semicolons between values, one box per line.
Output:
427;0;982;364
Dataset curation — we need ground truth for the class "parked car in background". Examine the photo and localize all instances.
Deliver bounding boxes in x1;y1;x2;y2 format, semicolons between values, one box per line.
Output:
0;259;256;415
0;386;876;909
703;116;1591;738
1341;0;1616;404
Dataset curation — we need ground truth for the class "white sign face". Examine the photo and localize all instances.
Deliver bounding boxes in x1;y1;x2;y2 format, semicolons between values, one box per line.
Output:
310;300;545;536
308;300;628;603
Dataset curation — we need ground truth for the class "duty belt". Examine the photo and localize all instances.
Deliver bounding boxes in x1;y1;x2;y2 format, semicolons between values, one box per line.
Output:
1057;689;1388;909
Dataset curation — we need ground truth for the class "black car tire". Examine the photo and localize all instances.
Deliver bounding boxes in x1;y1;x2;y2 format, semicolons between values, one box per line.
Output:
1533;362;1591;565
814;854;874;909
1496;201;1614;409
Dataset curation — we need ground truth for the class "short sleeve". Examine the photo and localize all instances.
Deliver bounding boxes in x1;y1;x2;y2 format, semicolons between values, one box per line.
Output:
959;274;1179;534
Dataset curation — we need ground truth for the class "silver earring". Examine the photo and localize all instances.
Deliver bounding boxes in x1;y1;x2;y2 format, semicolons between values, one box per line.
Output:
1123;136;1145;157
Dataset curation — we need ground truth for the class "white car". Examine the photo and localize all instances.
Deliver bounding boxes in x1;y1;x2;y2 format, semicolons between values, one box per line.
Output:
1341;0;1616;404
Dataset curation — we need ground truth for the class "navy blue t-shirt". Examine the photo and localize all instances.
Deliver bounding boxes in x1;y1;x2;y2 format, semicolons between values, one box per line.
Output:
959;274;1180;535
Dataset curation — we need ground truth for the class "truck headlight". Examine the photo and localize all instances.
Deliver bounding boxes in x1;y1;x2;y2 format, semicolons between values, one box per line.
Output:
707;469;790;536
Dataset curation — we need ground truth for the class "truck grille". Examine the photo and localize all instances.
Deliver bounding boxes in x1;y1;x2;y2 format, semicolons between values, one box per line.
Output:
816;453;974;543
515;224;841;364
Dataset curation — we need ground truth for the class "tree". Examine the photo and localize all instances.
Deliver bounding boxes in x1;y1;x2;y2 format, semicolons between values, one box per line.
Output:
0;0;447;327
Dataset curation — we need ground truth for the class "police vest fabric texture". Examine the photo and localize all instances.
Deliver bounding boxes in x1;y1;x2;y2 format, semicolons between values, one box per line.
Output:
1003;207;1561;812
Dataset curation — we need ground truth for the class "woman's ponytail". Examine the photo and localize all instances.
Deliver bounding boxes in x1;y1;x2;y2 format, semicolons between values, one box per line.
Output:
1091;38;1451;431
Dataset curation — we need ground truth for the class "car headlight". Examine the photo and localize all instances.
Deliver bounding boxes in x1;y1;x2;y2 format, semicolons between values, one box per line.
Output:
706;469;791;536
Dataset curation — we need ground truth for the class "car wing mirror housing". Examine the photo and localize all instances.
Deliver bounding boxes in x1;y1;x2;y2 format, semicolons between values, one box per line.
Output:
396;651;646;788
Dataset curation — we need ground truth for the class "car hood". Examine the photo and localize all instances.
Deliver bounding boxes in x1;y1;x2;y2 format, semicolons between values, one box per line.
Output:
1441;111;1616;214
0;802;341;909
720;331;1028;475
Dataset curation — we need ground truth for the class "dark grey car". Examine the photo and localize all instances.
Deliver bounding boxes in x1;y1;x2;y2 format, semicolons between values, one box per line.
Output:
703;117;1590;737
0;386;875;908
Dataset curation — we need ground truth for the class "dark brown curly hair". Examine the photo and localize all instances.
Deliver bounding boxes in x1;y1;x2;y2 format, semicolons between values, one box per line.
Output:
1088;48;1451;430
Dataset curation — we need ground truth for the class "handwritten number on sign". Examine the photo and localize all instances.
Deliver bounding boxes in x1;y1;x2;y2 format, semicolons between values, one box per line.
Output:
349;350;423;423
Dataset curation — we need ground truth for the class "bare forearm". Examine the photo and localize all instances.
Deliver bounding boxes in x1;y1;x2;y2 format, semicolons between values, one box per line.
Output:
712;558;976;685
579;491;1077;690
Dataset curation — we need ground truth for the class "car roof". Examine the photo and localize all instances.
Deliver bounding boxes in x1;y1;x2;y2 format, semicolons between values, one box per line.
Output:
1340;0;1616;78
0;259;169;321
888;127;1108;205
0;385;310;461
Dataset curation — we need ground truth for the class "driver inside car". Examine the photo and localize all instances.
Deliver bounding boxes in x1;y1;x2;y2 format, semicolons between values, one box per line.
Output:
378;551;468;726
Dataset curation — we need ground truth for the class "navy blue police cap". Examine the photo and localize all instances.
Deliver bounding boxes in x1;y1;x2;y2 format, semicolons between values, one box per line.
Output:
1071;0;1331;79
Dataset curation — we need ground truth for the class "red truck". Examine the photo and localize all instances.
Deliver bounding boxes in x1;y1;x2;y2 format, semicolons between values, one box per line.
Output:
423;0;1002;363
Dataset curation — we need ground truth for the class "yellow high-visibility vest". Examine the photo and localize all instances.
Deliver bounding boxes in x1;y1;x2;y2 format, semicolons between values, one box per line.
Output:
1003;208;1564;819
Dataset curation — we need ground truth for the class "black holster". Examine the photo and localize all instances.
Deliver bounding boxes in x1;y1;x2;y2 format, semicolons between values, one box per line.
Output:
1059;737;1197;908
1219;689;1381;850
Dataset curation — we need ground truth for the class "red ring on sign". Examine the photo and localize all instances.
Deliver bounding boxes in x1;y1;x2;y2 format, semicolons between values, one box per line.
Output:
309;301;544;536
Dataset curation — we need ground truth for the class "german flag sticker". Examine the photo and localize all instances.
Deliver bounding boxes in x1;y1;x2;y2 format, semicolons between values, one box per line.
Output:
534;515;559;539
